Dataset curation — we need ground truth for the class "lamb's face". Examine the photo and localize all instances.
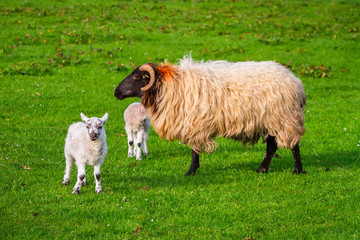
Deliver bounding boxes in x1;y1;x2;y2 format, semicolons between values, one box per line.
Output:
84;119;104;141
80;113;108;141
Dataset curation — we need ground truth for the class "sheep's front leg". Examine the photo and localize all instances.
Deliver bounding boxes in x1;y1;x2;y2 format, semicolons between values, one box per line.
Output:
185;149;200;176
256;136;278;173
126;127;134;157
135;129;145;160
72;162;86;194
63;154;74;185
94;164;102;194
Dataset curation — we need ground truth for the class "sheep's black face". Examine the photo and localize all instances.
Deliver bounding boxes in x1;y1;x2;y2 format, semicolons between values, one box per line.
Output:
114;67;151;100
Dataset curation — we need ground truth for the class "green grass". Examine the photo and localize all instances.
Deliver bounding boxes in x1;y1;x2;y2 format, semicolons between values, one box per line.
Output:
1;0;360;239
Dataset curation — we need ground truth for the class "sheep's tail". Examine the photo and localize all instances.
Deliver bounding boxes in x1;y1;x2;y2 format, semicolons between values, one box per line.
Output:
266;87;306;149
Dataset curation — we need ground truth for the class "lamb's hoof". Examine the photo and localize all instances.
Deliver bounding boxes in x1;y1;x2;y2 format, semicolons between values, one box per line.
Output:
95;188;103;194
292;169;307;174
63;179;70;185
136;157;142;161
72;188;80;195
81;181;87;187
256;167;268;173
143;152;149;156
127;154;134;158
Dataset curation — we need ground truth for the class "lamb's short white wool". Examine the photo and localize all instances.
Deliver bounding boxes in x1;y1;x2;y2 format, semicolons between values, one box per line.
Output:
124;102;150;160
63;112;108;194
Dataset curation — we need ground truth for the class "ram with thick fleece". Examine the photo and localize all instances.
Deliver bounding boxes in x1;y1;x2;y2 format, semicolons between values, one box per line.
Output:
114;56;306;175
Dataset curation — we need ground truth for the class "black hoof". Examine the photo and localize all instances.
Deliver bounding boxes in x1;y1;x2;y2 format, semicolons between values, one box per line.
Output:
292;169;307;174
72;190;80;195
63;181;70;186
256;167;268;173
185;171;196;176
72;188;80;195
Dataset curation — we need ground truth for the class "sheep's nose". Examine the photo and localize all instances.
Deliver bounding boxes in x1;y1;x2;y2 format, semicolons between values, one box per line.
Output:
90;133;97;141
114;88;125;100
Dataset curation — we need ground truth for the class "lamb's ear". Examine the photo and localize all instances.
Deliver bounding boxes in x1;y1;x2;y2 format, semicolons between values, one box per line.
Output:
101;113;108;124
80;113;89;122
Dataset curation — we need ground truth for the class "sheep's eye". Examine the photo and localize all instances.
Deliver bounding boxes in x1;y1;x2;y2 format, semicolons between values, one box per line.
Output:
132;74;142;81
86;125;90;129
143;74;149;79
132;74;140;79
97;126;102;130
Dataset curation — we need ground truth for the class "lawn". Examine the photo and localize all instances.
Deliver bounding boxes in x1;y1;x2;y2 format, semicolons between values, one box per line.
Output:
1;0;359;239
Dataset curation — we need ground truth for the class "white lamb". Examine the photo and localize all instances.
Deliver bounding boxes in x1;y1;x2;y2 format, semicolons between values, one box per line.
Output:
124;102;150;160
63;113;108;194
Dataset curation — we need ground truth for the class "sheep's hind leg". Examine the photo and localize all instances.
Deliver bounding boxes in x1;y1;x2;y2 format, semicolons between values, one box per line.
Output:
72;163;86;194
126;128;134;157
81;176;87;186
135;129;145;160
63;154;74;185
94;164;102;194
256;136;277;173
291;144;306;174
142;124;149;156
185;149;200;176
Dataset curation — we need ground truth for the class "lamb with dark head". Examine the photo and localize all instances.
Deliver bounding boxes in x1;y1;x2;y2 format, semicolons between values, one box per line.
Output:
114;56;306;175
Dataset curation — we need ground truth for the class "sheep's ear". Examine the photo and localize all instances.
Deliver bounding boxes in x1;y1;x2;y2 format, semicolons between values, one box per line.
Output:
80;113;89;122
101;113;108;124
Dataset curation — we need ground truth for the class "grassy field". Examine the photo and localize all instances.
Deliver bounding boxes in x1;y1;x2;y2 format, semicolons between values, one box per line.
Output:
1;0;360;239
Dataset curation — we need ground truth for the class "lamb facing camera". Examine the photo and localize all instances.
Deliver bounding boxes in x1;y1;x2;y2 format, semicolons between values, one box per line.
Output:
63;112;108;194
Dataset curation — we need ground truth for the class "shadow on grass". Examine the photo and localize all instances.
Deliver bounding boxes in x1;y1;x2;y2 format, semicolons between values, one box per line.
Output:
106;145;360;190
213;148;360;174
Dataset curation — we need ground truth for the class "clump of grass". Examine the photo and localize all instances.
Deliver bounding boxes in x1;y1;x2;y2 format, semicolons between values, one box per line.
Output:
0;61;51;76
282;62;332;79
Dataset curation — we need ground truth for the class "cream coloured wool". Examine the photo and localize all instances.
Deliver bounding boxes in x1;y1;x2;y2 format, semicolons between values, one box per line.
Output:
114;56;306;175
150;57;305;153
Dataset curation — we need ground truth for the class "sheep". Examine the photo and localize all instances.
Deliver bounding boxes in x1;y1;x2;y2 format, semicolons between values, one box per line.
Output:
124;102;150;160
114;56;306;175
63;113;108;194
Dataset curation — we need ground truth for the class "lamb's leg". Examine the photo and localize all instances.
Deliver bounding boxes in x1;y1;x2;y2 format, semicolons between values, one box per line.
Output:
126;128;134;157
142;125;149;156
63;153;74;185
94;164;102;194
256;136;278;173
133;131;138;157
291;144;306;174
72;163;86;195
185;149;200;176
135;129;145;160
81;176;87;186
